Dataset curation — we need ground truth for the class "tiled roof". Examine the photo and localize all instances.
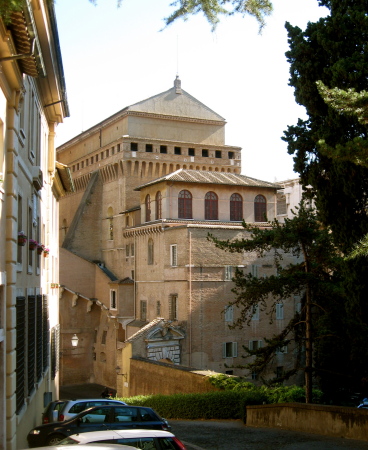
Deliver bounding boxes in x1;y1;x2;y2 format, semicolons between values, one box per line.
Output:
126;318;165;343
135;169;281;191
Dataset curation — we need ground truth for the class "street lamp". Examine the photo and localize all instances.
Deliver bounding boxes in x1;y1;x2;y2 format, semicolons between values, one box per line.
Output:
71;334;79;347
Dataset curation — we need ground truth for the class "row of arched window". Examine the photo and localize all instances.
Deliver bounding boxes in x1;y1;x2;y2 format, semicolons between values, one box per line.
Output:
145;191;267;222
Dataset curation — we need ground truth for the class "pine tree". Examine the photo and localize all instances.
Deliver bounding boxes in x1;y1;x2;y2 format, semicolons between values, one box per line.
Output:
283;0;368;399
209;203;345;403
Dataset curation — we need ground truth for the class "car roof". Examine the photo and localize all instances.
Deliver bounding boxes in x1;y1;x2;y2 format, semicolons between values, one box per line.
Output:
68;429;175;443
64;399;124;402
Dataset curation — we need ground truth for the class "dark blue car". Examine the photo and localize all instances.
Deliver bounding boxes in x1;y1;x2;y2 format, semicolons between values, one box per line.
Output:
27;404;171;447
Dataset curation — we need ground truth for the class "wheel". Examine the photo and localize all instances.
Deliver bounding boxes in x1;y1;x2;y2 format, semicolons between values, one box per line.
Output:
47;434;65;445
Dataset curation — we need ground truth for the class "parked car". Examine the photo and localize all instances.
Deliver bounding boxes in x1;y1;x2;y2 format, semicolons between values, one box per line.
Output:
357;398;368;409
59;429;187;449
58;399;127;421
27;404;171;447
42;400;67;424
23;445;134;450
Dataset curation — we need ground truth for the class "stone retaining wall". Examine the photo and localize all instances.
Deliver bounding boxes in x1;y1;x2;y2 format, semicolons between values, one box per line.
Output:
246;403;368;441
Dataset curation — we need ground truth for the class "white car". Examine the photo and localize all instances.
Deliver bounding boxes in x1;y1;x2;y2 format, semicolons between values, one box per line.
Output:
24;445;134;450
59;429;187;449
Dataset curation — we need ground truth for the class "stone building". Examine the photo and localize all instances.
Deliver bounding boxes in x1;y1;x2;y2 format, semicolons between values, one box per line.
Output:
57;78;302;395
0;2;71;448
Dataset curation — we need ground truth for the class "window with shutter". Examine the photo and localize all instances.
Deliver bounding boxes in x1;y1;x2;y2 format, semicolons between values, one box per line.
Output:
276;303;284;320
224;305;234;322
16;296;26;413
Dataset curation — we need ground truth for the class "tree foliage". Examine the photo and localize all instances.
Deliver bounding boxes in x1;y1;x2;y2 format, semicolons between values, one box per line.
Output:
164;0;273;31
209;203;347;402
283;0;368;398
283;0;368;253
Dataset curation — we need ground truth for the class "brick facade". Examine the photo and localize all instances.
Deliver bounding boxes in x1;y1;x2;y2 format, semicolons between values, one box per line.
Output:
58;79;303;394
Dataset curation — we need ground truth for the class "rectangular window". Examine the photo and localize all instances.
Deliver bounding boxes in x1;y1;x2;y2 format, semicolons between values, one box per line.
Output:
160;145;167;154
228;151;234;159
276;345;288;354
156;301;161;317
188;148;195;156
131;243;135;257
215;150;222;158
223;342;238;358
117;143;121;152
224;305;233;322
131;142;138;151
28;205;33;269
17;195;23;264
248;340;263;351
202;149;209;157
126;244;130;257
276;303;284;320
251;265;258;278
170;244;177;266
251;304;259;321
224;266;233;280
110;290;117;310
102;330;107;344
276;366;284;379
140;300;147;321
42;295;49;373
131;270;135;280
174;146;181;155
146;144;153;153
169;295;178;321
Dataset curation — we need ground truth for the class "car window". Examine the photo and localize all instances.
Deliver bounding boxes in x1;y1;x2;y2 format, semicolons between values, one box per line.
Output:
69;402;88;414
116;437;156;450
113;407;138;423
139;408;158;421
159;438;179;449
80;407;111;424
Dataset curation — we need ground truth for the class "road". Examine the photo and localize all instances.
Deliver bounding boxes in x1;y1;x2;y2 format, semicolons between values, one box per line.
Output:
169;419;368;450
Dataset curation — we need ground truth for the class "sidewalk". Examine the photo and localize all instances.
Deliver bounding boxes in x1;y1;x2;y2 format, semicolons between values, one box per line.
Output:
60;383;116;399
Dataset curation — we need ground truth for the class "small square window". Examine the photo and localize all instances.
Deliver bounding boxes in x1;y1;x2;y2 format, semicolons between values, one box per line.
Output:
174;146;181;155
223;342;237;358
131;142;138;151
202;149;209;157
215;150;222;158
160;145;167;154
188;148;195;157
146;144;153;153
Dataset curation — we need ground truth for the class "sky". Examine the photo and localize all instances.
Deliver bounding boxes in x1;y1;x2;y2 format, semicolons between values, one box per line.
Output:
54;0;329;183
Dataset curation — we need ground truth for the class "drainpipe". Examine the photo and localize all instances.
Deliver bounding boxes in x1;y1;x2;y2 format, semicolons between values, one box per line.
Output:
189;231;192;367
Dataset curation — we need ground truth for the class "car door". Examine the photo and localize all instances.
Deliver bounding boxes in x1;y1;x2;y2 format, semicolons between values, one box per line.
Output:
138;407;163;430
109;406;139;430
68;407;113;434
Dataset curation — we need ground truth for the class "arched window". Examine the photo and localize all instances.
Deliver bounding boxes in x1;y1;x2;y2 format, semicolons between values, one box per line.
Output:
156;191;162;220
178;190;192;219
205;191;218;220
145;194;151;222
148;238;154;265
230;193;243;221
254;195;267;222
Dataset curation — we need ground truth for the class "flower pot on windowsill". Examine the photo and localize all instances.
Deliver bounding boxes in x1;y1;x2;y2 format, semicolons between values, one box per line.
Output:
29;240;38;251
43;248;49;257
37;244;45;255
18;232;27;246
18;236;27;246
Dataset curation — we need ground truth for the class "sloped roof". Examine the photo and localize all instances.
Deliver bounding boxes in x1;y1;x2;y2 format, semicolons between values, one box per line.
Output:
127;76;225;122
135;169;281;191
126;318;165;343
